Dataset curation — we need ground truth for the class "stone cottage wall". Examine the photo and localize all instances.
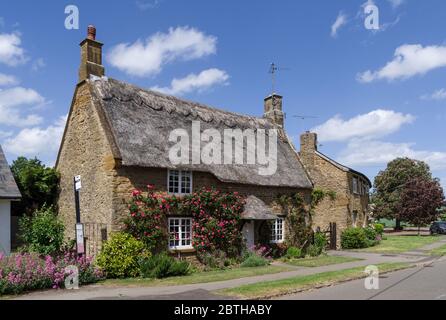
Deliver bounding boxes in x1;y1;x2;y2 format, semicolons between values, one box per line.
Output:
57;82;116;255
110;166;312;233
309;154;351;241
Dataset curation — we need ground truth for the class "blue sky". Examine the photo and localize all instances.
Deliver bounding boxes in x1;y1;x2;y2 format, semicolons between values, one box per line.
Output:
0;0;445;188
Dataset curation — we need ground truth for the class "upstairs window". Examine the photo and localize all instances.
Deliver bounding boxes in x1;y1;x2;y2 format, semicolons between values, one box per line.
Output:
168;170;192;195
271;218;285;243
352;177;359;195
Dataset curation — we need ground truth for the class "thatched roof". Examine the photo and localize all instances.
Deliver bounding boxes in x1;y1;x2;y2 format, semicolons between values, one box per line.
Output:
88;77;312;189
0;145;21;200
242;196;279;220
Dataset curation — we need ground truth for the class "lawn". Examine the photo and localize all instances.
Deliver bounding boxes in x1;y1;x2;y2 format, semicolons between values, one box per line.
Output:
217;263;412;299
283;255;361;268
101;265;292;287
356;235;443;254
430;245;446;256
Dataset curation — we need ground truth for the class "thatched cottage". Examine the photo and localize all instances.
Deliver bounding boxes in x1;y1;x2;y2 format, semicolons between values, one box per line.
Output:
0;145;21;255
56;26;370;255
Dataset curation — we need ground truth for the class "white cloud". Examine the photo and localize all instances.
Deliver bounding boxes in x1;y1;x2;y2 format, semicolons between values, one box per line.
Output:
358;44;446;83
0;32;27;66
338;139;446;170
3;115;66;161
387;0;405;8
31;58;45;72
152;68;229;96
312;109;415;142
136;0;161;10
331;12;348;38
107;26;217;77
421;88;446;101
0;87;45;127
0;73;18;86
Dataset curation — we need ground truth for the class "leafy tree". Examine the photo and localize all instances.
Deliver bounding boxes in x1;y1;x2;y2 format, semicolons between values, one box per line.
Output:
372;158;432;230
399;177;445;235
10;157;60;215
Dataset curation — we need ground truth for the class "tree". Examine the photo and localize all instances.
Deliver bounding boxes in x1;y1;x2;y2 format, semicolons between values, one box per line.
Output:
372;158;432;230
10;157;60;215
399;177;445;235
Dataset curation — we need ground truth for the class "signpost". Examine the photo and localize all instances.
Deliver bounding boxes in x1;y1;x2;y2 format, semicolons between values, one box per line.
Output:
74;176;85;255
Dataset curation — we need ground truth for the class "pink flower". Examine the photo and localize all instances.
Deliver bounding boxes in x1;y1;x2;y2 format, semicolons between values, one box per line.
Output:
132;190;142;197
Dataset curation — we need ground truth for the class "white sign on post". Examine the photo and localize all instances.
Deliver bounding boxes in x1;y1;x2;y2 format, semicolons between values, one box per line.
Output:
76;223;85;255
75;175;82;191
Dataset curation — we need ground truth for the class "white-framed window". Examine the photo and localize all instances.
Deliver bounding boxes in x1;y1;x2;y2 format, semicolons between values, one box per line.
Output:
168;218;193;250
168;170;192;195
271;218;285;243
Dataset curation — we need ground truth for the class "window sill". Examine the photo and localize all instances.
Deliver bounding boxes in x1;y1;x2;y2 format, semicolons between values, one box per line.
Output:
169;247;195;253
271;240;284;244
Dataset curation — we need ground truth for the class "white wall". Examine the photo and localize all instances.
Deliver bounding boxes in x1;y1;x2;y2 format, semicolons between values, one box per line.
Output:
0;200;11;255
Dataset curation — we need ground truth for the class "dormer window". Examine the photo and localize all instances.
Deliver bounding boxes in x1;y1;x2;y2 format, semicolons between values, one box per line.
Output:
168;170;192;195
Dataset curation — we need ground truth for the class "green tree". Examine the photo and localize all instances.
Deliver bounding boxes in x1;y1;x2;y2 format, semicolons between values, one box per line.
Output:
399;177;445;235
10;157;60;215
372;158;432;230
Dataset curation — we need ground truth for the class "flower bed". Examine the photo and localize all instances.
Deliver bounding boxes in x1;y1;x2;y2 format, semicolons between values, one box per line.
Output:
0;252;104;296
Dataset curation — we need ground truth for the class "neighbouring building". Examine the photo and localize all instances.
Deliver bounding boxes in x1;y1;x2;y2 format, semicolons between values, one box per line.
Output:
56;26;314;256
299;132;372;246
0;145;21;255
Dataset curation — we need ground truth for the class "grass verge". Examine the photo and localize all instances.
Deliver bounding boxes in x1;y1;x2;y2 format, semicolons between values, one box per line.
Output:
430;244;446;256
217;262;412;299
283;255;361;268
356;235;443;254
101;265;291;287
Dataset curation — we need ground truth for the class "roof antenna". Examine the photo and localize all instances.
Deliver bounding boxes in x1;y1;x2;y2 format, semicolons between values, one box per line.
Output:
269;63;290;95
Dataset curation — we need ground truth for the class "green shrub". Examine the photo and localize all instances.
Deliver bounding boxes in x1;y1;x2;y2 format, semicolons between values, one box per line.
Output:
286;247;302;259
305;244;321;257
364;227;377;241
341;228;369;249
314;232;328;253
197;250;228;270
240;254;269;268
19;206;65;256
96;232;148;279
374;223;385;235
139;254;191;278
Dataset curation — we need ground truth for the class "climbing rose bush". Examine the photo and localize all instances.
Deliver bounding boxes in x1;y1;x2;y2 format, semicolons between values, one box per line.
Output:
124;186;245;257
124;186;175;252
0;252;104;296
184;189;245;257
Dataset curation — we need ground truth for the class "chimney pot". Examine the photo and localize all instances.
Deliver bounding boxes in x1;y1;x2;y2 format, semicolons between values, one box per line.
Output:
87;25;96;40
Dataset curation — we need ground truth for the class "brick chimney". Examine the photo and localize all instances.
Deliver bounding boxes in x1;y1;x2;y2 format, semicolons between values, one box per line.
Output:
78;25;105;82
299;131;318;168
263;94;284;128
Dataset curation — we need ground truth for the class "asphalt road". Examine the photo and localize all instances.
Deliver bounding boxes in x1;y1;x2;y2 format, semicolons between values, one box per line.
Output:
279;256;446;300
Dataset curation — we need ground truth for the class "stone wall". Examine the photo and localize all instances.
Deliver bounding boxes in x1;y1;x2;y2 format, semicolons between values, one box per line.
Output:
110;166;312;232
299;132;370;248
56;82;116;255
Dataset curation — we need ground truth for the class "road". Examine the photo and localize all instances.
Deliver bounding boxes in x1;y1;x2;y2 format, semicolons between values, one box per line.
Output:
279;256;446;300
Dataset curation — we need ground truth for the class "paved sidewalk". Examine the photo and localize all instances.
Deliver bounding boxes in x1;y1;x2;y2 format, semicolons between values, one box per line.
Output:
15;251;428;300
